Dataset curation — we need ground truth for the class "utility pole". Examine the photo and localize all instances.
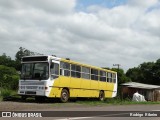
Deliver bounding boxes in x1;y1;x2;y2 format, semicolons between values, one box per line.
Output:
113;64;120;82
113;64;120;70
113;64;121;99
113;63;121;80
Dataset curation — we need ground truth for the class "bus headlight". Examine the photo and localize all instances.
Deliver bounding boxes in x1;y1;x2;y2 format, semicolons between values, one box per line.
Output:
19;86;25;89
38;86;48;90
39;86;44;90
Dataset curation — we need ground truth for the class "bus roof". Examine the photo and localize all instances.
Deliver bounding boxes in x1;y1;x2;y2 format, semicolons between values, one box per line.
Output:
21;55;116;73
61;58;117;73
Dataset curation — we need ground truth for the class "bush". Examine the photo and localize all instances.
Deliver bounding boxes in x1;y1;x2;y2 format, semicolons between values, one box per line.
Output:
0;89;12;98
0;65;19;90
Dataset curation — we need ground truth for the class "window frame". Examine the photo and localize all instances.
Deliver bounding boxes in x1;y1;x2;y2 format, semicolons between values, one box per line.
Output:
100;71;106;82
91;68;99;80
107;72;112;82
60;62;70;76
81;66;90;79
50;62;59;79
112;73;116;83
71;64;81;78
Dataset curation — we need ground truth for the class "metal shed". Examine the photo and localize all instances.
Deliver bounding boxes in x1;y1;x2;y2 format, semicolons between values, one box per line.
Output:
121;82;160;101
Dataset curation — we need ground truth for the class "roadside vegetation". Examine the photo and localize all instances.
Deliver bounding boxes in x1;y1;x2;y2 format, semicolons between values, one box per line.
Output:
0;65;19;100
0;47;130;101
0;47;42;101
0;89;18;101
1;47;160;104
76;97;160;106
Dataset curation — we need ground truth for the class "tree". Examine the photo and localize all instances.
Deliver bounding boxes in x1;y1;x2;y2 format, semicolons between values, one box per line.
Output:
111;68;131;85
103;67;131;85
126;67;142;82
15;47;43;61
126;59;160;85
0;65;19;90
152;59;160;85
15;47;43;70
15;47;30;62
0;53;17;69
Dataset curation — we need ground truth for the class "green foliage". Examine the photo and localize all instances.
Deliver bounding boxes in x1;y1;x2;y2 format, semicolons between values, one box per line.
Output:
0;65;19;90
0;47;44;71
76;98;160;105
15;47;30;61
126;59;160;85
0;89;12;98
0;53;21;71
15;47;43;62
0;47;44;96
103;67;131;85
0;47;43;92
111;68;131;85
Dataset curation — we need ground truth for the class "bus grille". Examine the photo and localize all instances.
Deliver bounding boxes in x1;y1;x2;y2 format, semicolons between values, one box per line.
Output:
20;81;44;85
26;86;38;89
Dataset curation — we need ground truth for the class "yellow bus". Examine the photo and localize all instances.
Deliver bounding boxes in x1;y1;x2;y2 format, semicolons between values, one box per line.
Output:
18;55;117;102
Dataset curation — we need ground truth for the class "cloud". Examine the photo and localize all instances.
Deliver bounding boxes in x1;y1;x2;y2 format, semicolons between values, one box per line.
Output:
0;0;76;14
0;0;160;71
128;0;158;8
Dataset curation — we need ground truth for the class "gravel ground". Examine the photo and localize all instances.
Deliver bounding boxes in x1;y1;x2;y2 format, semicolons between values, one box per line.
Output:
0;101;84;111
0;101;52;111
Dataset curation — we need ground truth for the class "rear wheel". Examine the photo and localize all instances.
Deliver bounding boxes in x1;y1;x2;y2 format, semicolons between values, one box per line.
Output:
60;89;69;103
99;91;105;101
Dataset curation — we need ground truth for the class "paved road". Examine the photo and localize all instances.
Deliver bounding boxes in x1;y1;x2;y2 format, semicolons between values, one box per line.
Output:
47;104;160;120
0;101;160;120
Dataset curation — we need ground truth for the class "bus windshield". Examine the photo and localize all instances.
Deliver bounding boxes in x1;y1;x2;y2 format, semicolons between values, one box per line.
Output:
21;62;49;80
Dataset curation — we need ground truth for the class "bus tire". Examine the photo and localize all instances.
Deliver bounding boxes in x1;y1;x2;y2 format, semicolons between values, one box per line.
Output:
60;89;69;103
99;91;105;101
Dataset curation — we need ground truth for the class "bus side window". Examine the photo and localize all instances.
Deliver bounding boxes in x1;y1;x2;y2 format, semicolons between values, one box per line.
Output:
60;62;70;76
71;64;76;77
107;73;111;82
51;63;59;79
91;69;98;80
100;71;106;82
76;65;81;78
112;73;116;83
82;66;90;79
71;64;81;78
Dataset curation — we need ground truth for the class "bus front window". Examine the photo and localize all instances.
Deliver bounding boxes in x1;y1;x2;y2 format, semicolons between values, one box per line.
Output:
21;63;49;80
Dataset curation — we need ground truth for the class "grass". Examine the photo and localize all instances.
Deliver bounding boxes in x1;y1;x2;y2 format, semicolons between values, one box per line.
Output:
0;96;2;101
76;98;160;106
0;88;17;101
1;90;160;105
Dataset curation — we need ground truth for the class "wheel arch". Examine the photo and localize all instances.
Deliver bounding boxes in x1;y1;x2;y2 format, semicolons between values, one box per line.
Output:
62;87;70;96
99;90;105;101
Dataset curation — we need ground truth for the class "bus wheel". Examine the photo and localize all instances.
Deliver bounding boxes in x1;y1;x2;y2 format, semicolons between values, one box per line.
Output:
60;89;69;103
99;91;105;101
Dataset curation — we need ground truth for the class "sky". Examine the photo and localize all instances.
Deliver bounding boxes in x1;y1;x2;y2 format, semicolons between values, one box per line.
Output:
0;0;160;71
